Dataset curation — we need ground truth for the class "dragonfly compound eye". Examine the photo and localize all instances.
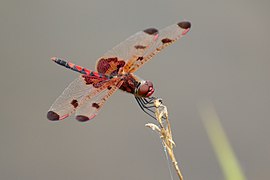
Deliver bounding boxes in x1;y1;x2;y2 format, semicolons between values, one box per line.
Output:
138;81;154;97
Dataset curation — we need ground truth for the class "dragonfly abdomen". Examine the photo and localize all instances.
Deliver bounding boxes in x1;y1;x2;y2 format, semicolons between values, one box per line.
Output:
51;57;108;79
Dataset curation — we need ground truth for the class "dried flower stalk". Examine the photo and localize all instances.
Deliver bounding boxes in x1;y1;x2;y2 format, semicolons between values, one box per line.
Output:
145;98;183;180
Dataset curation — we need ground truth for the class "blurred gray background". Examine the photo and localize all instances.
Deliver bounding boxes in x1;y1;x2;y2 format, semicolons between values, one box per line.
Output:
1;0;269;179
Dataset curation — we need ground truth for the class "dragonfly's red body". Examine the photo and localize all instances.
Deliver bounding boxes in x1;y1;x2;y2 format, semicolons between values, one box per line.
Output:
47;21;191;121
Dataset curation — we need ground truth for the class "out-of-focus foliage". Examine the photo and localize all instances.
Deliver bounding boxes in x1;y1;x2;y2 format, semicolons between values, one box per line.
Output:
199;101;246;180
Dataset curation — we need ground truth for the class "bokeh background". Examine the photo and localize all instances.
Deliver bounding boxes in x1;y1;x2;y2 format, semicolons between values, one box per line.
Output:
1;0;269;179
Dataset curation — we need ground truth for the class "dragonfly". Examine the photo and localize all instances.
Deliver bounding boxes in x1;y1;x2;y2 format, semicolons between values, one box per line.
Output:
47;21;191;122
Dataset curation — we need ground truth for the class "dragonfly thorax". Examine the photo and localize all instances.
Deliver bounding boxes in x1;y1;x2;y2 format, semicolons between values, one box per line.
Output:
118;74;154;97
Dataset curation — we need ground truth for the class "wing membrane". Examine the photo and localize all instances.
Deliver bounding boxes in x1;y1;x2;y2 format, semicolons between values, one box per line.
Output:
47;75;119;121
95;28;159;76
128;21;191;73
75;80;123;121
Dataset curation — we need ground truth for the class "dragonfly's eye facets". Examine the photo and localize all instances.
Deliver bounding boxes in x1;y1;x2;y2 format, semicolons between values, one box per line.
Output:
138;84;148;96
138;81;154;97
146;80;153;88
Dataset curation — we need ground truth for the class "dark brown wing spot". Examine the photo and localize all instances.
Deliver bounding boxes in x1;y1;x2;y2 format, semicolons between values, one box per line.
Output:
96;58;114;74
71;99;78;108
96;57;125;76
107;86;112;90
143;28;158;35
82;75;94;85
92;103;100;109
137;56;144;61
177;21;191;29
82;75;108;88
76;115;90;122
47;111;60;121
161;38;172;44
134;45;147;49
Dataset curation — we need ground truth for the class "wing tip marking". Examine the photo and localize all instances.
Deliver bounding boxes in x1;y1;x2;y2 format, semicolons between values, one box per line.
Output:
76;115;90;122
177;21;191;29
47;111;60;121
143;28;158;35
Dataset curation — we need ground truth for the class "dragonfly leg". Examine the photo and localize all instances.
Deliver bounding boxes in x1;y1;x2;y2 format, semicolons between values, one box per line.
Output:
135;96;166;123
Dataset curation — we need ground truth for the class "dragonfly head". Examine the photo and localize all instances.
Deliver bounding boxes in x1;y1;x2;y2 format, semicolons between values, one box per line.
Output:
136;80;154;97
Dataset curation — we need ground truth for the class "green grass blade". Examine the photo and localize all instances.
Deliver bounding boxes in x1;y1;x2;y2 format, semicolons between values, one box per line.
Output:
199;101;246;180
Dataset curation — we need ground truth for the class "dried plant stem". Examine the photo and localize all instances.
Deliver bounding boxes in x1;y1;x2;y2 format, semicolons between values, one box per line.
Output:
165;141;183;180
145;98;183;180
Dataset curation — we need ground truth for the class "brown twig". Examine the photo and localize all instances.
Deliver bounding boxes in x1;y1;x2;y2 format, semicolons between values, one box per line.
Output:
145;98;183;180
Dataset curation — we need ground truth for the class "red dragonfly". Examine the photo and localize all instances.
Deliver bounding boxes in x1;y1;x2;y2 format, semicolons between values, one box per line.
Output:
47;21;191;122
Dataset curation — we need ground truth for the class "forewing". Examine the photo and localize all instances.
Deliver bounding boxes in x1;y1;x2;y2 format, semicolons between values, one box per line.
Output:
127;21;191;73
75;80;123;121
47;75;111;121
95;28;159;76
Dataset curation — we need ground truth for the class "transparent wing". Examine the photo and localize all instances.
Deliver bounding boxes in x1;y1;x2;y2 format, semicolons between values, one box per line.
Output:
128;21;191;73
95;28;159;76
75;80;123;121
47;75;115;121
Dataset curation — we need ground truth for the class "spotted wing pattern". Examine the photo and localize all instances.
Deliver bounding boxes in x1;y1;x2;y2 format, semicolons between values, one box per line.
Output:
48;21;191;122
127;21;191;73
75;80;123;121
95;28;159;76
47;76;93;120
47;75;120;121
